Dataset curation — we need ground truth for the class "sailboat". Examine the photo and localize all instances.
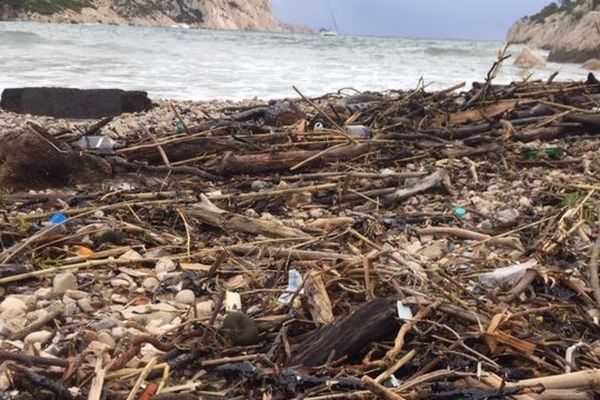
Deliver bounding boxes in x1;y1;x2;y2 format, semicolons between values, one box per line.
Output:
319;0;339;37
319;28;337;37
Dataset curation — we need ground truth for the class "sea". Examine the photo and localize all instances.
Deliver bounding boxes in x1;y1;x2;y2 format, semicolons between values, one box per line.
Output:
0;21;589;101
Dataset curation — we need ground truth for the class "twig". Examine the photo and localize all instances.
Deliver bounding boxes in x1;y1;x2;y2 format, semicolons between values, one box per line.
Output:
170;102;191;135
126;357;158;400
499;268;539;303
142;125;172;167
362;376;407;400
292;85;358;144
590;233;600;307
0;350;69;367
417;227;523;251
88;357;106;400
463;44;511;109
176;208;192;257
375;349;416;383
11;308;63;340
385;301;439;361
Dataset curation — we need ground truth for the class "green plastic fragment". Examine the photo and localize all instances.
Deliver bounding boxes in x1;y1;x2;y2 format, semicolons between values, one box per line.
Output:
454;207;467;218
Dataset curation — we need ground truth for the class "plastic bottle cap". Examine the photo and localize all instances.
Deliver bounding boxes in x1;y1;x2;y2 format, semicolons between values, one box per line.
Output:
49;213;68;225
454;207;467;218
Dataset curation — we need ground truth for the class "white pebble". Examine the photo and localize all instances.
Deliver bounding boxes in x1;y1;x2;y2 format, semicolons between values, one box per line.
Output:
175;290;195;305
155;257;176;274
24;330;52;345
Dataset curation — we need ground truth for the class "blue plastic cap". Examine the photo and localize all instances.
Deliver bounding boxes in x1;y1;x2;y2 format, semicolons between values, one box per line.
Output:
49;212;68;225
453;207;467;218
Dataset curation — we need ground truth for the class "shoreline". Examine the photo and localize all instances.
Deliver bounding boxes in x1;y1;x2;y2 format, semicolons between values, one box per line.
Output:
0;17;311;34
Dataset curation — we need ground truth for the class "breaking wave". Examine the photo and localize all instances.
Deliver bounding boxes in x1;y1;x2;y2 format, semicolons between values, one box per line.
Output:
0;30;45;45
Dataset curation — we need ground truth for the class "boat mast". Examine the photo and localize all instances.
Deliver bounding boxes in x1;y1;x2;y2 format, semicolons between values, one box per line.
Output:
328;0;339;33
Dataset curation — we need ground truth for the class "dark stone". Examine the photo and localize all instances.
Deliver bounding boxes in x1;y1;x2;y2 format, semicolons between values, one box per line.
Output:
0;126;112;191
548;47;600;64
0;87;153;119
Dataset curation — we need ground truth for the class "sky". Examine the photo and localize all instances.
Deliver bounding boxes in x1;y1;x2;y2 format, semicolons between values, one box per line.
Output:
271;0;554;41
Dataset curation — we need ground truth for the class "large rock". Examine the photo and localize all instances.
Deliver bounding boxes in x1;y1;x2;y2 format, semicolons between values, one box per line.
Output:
583;58;600;70
0;125;112;190
0;87;152;119
507;2;600;64
514;47;547;69
549;47;600;63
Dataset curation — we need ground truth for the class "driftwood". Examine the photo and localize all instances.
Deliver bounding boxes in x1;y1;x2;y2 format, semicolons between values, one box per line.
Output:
291;298;398;366
186;195;310;239
117;132;290;164
416;227;524;251
203;143;373;175
382;170;446;206
1;87;151;118
513;124;579;142
108;156;219;181
564;113;600;132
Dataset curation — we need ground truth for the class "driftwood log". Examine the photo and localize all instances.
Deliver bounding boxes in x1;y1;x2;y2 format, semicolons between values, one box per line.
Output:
0;87;152;118
291;298;398;367
117;131;288;165
203;143;373;176
186;195;310;239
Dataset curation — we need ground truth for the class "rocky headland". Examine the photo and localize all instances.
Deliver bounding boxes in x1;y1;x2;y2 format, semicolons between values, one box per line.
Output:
507;0;600;64
0;0;304;32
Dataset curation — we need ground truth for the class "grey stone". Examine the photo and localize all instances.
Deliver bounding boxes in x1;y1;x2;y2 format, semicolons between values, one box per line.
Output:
53;273;78;295
94;317;119;331
77;298;95;313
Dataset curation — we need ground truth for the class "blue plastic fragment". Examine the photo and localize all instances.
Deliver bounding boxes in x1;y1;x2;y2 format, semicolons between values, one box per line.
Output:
453;207;467;218
49;212;68;225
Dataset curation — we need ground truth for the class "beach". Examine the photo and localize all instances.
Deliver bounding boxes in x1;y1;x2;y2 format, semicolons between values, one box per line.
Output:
1;61;600;398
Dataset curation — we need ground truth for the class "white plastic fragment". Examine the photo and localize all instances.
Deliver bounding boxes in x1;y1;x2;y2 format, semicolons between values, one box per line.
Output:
278;269;303;304
76;135;118;153
225;291;242;312
396;301;413;321
565;342;585;373
479;259;538;287
387;375;401;388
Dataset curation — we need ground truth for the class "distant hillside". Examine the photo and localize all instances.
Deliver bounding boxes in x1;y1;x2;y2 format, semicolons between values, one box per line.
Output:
507;0;600;63
0;0;293;32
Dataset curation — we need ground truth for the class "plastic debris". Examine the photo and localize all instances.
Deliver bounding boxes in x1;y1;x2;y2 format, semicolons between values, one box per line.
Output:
396;301;413;320
225;291;242;312
523;147;564;160
454;207;467;218
344;125;371;138
479;259;538;287
76;135;118;154
278;269;303;304
49;212;68;225
75;246;94;257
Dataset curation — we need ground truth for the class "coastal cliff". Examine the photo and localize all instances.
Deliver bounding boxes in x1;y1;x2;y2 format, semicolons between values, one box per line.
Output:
0;0;289;32
507;0;600;63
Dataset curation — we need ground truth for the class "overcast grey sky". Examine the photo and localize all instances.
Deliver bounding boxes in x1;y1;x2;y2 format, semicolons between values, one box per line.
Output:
272;0;554;40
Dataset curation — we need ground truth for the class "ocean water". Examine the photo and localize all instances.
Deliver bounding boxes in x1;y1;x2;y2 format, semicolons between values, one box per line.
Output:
0;21;590;101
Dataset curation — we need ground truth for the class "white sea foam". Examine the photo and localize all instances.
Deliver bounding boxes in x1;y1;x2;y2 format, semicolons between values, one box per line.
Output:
0;21;589;101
